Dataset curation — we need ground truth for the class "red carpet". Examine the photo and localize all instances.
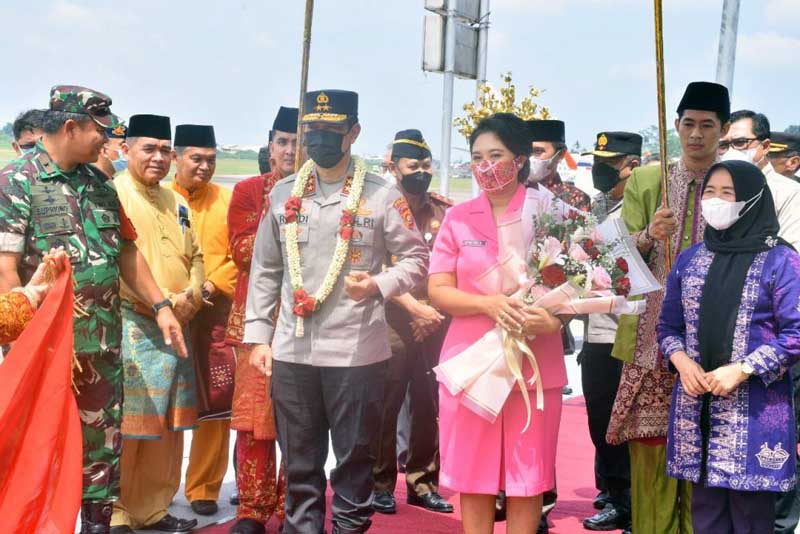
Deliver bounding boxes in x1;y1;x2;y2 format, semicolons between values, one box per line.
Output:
199;397;596;534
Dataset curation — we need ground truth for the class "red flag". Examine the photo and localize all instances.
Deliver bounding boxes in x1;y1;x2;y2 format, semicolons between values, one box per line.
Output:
0;266;82;533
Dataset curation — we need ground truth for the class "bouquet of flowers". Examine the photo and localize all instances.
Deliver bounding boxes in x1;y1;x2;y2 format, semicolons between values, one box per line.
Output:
520;208;640;315
434;196;650;432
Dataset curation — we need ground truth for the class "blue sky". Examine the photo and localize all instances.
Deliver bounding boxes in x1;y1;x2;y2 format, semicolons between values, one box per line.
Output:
2;0;798;158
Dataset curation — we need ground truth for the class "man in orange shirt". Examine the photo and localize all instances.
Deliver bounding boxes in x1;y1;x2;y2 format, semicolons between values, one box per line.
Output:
172;124;238;516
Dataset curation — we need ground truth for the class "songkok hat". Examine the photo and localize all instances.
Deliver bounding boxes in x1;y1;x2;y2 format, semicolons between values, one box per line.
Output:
391;129;432;160
677;81;731;123
301;90;358;124
127;114;171;141
174;124;216;148
272;106;299;134
584;131;643;158
527;119;565;144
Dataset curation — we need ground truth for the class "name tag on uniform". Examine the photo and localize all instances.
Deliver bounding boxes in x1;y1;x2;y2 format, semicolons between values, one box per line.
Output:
462;239;486;247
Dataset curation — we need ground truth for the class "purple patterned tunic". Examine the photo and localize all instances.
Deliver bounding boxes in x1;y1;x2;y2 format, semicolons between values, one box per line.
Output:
658;243;800;492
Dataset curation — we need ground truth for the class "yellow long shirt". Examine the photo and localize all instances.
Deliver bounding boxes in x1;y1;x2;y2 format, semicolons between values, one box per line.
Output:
116;170;204;307
172;180;237;299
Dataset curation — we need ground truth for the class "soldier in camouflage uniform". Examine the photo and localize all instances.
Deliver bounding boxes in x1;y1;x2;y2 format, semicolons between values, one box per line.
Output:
0;85;187;534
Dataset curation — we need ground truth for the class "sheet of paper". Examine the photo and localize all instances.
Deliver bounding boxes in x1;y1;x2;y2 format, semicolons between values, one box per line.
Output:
596;218;662;297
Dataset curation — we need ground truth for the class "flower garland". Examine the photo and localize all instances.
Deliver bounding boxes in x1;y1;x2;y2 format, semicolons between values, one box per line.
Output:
284;156;367;337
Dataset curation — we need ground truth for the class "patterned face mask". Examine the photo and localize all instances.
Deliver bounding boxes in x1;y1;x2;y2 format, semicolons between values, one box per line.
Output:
471;159;518;193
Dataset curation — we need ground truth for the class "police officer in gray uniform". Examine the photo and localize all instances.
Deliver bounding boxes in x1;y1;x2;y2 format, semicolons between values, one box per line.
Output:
243;89;429;534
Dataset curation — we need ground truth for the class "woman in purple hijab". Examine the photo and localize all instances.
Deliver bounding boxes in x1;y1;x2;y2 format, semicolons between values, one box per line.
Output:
658;160;800;533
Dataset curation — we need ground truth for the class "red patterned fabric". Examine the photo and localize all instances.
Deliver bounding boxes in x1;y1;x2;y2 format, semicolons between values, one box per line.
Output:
225;172;281;345
236;431;286;525
0;266;82;533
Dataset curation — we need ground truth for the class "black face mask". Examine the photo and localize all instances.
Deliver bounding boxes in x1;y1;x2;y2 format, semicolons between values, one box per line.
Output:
592;162;621;193
400;171;433;195
304;129;346;169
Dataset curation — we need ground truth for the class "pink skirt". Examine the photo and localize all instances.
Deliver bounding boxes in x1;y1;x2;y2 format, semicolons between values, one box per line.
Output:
438;386;562;497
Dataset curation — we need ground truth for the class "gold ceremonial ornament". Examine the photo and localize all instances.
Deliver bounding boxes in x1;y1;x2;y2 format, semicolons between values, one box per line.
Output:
315;91;331;112
653;0;672;269
597;134;608;150
455;72;552;140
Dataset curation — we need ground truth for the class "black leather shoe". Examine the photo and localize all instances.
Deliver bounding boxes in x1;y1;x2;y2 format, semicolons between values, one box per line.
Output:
109;527;135;534
494;492;506;522
583;504;632;531
230;518;266;534
407;492;454;513
593;491;610;510
141;514;199;532
81;502;114;534
230;492;240;505
537;516;549;534
191;499;219;515
372;491;396;514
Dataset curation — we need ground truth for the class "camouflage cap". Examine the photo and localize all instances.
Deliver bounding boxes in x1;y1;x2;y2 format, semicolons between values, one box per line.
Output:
49;85;121;128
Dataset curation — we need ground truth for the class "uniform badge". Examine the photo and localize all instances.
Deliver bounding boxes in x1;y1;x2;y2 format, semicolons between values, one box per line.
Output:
431;220;441;230
393;197;414;229
303;177;317;197
597;134;608;150
356;197;372;216
315;91;331;112
349;247;363;265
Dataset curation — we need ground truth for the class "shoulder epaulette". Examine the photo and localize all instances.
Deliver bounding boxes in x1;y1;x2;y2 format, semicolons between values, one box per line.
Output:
429;191;454;206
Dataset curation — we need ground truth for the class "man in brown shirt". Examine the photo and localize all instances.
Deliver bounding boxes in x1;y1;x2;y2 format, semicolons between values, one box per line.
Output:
372;129;454;515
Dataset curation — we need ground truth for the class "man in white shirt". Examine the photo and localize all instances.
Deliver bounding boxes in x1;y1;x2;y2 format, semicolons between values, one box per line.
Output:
720;110;800;249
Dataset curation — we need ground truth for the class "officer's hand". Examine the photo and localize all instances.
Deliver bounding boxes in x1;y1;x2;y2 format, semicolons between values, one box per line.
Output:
648;207;677;241
155;307;188;358
412;302;445;324
344;271;379;302
411;318;439;342
249;344;273;376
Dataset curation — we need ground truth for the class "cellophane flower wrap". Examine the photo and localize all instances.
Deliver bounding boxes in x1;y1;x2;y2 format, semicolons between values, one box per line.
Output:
434;197;647;432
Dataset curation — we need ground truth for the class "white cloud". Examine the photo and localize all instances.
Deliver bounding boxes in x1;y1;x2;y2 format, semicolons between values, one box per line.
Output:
47;0;93;25
608;60;655;82
738;32;800;67
765;0;800;27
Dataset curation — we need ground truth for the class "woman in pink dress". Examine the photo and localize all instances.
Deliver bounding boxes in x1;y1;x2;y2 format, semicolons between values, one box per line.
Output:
428;113;568;533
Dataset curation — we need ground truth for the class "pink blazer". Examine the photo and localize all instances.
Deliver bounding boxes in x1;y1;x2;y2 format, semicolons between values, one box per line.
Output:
430;184;568;391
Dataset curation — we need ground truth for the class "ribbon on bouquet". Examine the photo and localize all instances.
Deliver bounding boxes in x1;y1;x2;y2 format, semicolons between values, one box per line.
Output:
501;327;543;432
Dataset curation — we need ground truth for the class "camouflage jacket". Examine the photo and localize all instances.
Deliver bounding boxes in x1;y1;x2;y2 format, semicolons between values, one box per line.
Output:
0;142;124;353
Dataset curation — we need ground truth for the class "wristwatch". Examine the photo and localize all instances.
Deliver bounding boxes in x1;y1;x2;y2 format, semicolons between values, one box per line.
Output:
151;298;172;315
740;361;755;376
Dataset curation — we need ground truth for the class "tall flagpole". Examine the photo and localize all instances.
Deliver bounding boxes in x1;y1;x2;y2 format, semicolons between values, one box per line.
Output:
295;0;315;173
653;0;672;268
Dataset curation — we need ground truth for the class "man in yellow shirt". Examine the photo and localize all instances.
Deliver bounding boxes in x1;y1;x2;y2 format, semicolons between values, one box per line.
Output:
172;124;238;516
112;114;204;534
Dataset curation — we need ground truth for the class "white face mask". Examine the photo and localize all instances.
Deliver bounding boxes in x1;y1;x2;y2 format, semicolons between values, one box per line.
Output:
701;188;763;231
382;170;395;183
528;150;561;183
720;147;758;164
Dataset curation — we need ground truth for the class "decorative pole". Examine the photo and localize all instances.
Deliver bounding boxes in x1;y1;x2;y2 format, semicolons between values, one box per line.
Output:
295;0;315;173
653;0;672;268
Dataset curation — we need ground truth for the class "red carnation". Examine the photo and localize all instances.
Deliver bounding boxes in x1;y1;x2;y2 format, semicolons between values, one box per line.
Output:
284;196;302;223
614;276;631;296
340;226;353;240
292;288;317;317
583;239;595;250
541;264;567;287
340;210;355;227
590;248;601;260
616;257;629;274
